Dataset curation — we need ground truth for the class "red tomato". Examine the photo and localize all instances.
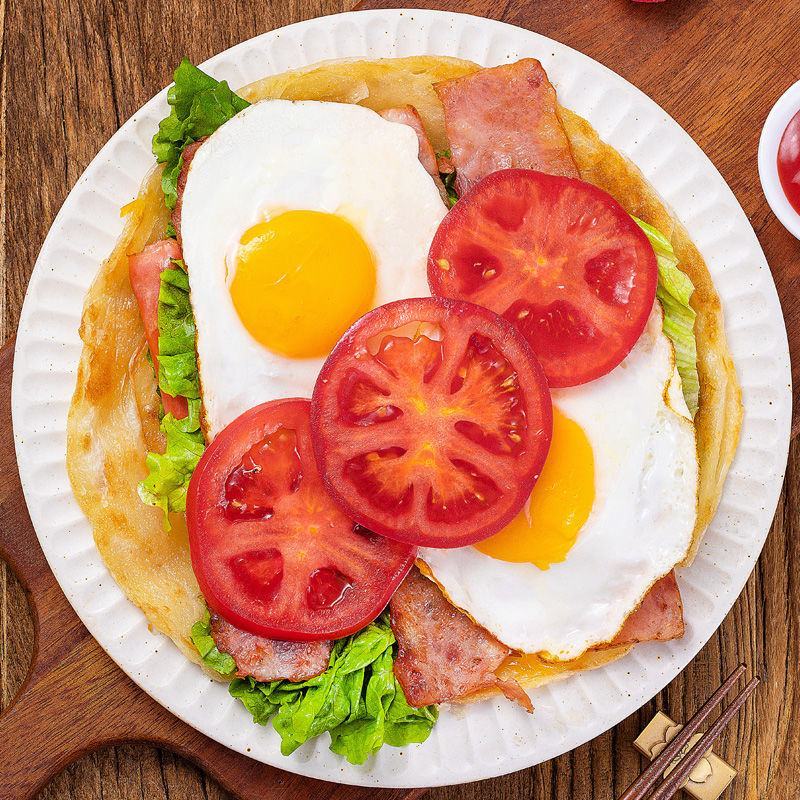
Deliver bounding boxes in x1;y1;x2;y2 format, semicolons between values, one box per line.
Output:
186;398;415;641
311;297;552;548
128;239;188;419
428;169;658;387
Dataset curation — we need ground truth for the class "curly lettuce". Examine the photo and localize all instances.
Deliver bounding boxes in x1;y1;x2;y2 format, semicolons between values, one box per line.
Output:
190;610;236;676
436;149;458;207
138;264;205;522
157;263;200;399
442;170;458;207
204;615;438;765
634;218;699;415
153;59;250;209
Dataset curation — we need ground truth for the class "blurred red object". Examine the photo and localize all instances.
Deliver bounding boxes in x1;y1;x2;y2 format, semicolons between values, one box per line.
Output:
632;0;666;3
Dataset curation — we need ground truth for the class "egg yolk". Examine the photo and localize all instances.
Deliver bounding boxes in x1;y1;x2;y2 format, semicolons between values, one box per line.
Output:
475;408;595;569
229;211;376;358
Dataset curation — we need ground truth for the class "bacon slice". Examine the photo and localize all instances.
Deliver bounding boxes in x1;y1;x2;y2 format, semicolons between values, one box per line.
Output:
437;152;455;176
379;105;449;203
435;59;579;196
171;139;205;244
210;615;333;682
128;239;187;419
390;568;531;711
390;569;683;704
608;571;685;647
380;105;440;178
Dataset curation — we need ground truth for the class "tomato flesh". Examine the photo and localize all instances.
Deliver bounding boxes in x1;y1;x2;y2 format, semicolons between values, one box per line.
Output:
186;398;415;641
428;169;658;387
311;297;553;548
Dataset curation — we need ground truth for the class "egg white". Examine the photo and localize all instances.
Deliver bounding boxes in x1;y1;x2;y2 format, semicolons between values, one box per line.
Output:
419;306;698;660
180;99;446;439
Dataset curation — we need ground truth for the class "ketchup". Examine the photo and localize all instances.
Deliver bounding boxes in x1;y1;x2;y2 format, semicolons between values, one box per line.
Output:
778;108;800;215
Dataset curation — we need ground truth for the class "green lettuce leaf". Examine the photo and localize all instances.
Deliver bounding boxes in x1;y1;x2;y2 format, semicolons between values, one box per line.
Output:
138;398;204;518
383;676;439;747
634;217;699;416
190;610;236;677
153;59;250;209
229;678;281;726
157;264;200;399
435;150;458;207
227;615;438;764
442;170;458;207
138;264;206;522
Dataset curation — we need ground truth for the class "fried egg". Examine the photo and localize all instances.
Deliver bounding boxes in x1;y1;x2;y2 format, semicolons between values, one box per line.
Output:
180;99;446;439
420;306;698;660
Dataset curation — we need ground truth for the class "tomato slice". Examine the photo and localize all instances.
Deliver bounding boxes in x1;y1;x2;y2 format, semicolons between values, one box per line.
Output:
311;297;552;548
428;169;658;387
186;398;415;641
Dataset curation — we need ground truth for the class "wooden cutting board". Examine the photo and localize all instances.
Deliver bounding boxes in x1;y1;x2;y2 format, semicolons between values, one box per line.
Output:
1;2;798;799
0;337;424;800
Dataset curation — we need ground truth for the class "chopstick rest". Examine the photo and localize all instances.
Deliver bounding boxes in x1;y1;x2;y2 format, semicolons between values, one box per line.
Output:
634;711;737;800
619;665;758;800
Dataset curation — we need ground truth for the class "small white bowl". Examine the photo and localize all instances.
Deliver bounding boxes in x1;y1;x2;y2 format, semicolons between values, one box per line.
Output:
758;79;800;240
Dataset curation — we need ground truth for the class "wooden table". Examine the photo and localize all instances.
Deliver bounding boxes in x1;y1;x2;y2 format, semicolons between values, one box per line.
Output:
1;1;797;798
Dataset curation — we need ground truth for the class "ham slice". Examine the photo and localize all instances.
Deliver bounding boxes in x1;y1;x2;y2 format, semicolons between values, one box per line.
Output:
607;571;685;648
390;568;532;711
171;139;205;244
379;105;449;203
391;569;683;706
379;105;440;178
127;239;187;419
210;615;333;683
435;59;579;196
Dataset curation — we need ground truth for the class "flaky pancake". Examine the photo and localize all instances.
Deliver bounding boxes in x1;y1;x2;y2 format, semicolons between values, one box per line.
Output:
66;56;742;686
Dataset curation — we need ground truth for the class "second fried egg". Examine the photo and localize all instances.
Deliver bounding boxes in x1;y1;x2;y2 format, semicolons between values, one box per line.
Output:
420;306;698;660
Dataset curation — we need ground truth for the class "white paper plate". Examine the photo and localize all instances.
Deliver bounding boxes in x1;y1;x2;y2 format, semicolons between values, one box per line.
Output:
11;9;791;788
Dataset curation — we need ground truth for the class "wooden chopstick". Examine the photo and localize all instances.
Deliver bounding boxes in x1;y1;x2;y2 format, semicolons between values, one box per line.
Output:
647;675;759;800
617;664;748;800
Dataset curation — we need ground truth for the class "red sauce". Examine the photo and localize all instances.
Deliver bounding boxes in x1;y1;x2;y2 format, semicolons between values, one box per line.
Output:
778;108;800;215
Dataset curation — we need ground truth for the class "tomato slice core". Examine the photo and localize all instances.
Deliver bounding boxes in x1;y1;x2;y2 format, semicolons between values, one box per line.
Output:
187;398;415;641
428;169;658;387
311;297;553;548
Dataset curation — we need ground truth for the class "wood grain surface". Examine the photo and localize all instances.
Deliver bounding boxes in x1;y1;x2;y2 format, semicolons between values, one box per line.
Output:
1;1;797;798
0;333;423;800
